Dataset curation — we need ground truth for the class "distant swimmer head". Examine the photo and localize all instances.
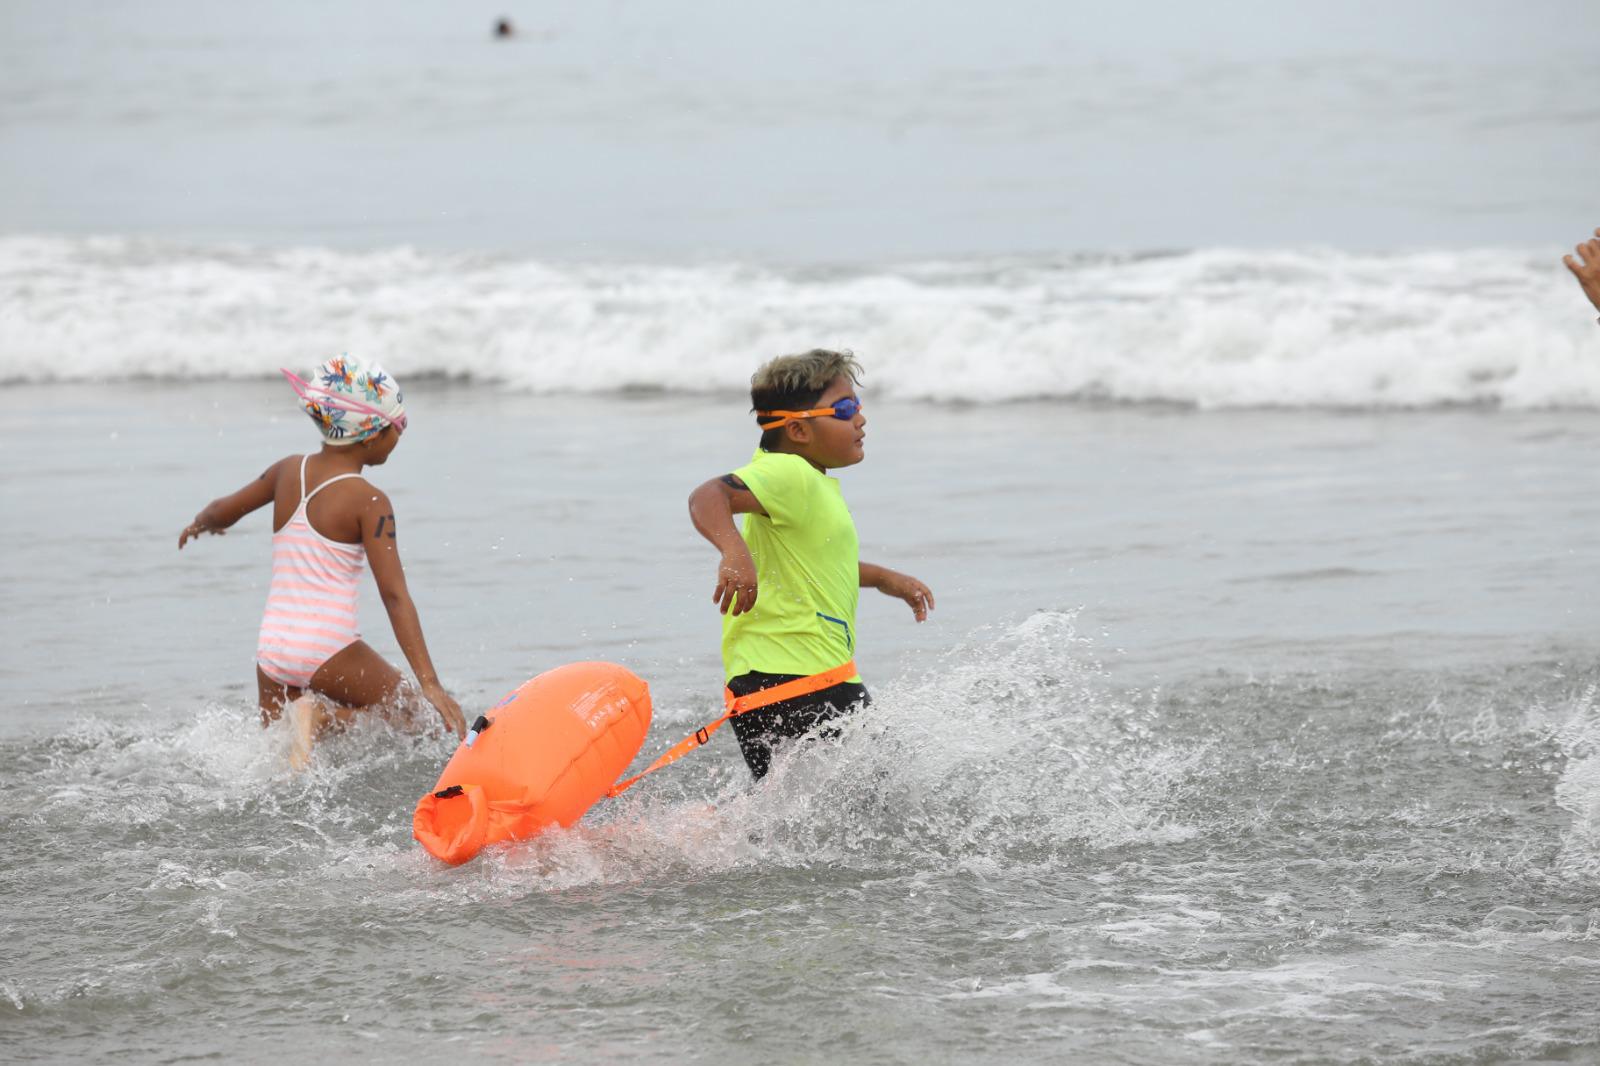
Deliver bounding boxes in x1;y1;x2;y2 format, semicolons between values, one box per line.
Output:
494;18;514;38
282;354;407;448
751;348;866;459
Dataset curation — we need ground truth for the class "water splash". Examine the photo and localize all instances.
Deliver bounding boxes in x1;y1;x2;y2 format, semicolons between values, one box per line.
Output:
560;612;1210;887
9;612;1208;902
1546;683;1600;876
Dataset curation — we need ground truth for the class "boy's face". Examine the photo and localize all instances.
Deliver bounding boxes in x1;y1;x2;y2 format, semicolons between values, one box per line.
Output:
788;374;866;470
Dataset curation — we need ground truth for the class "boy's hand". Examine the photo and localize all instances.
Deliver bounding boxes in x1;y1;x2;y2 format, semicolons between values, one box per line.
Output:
1563;227;1600;315
714;547;760;615
875;569;936;622
420;680;466;738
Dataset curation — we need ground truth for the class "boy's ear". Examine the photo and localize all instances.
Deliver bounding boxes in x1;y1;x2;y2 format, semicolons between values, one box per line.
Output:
785;421;812;445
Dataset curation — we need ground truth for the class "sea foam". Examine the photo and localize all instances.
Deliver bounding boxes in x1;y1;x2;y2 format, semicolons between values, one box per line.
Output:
3;235;1596;408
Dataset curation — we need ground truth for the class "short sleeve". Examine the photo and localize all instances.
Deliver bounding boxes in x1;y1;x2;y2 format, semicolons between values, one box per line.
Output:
731;452;814;528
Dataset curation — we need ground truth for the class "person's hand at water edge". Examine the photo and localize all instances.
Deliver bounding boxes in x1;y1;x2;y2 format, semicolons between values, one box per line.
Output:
1563;227;1600;317
419;678;466;738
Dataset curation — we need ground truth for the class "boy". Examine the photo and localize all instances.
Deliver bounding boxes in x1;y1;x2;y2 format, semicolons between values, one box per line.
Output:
687;349;934;778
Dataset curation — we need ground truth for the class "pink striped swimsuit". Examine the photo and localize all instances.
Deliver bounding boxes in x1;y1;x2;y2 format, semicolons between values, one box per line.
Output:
256;456;367;689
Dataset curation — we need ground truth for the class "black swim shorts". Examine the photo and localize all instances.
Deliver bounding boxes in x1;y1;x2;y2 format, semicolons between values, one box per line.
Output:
725;670;870;779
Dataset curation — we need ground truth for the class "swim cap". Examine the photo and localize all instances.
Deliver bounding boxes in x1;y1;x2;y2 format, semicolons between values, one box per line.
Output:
281;354;407;445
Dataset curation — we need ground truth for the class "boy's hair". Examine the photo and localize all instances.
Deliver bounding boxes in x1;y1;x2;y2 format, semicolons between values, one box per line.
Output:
751;349;864;451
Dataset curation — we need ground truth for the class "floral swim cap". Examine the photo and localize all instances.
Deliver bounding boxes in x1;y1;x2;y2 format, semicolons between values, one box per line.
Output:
281;354;407;445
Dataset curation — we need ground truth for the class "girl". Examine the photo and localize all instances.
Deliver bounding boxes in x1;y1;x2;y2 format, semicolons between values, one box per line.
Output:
179;354;465;765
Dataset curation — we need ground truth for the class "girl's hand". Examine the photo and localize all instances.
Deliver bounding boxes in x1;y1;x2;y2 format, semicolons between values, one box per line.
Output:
1564;227;1600;315
421;680;466;738
178;518;224;549
714;547;760;615
876;569;936;622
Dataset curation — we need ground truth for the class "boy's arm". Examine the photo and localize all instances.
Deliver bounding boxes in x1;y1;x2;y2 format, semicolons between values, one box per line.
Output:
360;491;466;738
861;561;935;623
688;474;767;616
178;458;286;548
1563;227;1600;317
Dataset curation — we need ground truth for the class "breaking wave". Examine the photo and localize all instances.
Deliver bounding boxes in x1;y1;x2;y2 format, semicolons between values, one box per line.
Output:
4;235;1597;408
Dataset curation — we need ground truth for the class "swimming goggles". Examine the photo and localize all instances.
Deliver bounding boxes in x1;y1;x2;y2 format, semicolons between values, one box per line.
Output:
755;396;862;429
281;368;408;436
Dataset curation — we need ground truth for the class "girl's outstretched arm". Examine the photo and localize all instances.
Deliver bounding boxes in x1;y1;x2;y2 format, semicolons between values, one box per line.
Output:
178;458;287;548
359;488;466;738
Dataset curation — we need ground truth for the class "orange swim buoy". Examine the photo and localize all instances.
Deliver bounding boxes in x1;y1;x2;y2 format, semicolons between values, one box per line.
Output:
412;662;652;865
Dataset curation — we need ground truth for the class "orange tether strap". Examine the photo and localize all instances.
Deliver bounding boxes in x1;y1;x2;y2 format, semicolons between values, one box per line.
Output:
604;660;857;798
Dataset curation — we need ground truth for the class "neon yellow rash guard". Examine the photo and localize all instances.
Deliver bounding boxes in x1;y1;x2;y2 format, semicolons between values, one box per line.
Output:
720;449;862;684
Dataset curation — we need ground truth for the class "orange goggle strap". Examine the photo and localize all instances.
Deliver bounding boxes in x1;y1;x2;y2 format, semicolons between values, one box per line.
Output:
755;407;836;430
604;660;858;798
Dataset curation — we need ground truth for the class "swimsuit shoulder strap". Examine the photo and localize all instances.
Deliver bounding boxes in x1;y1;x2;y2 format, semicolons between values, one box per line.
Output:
303;471;367;506
297;454;309;502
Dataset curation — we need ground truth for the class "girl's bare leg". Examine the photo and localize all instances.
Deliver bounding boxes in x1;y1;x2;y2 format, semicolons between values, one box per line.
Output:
279;641;410;768
262;642;411;768
309;639;405;718
258;665;323;770
257;665;303;727
284;696;325;771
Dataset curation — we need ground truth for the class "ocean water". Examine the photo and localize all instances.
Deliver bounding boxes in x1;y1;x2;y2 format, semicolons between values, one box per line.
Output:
4;2;1600;1063
4;387;1599;1063
2;0;1597;256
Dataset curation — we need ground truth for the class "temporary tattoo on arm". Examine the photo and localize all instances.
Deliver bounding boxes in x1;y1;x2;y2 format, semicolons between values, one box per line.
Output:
720;474;747;490
374;514;397;538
